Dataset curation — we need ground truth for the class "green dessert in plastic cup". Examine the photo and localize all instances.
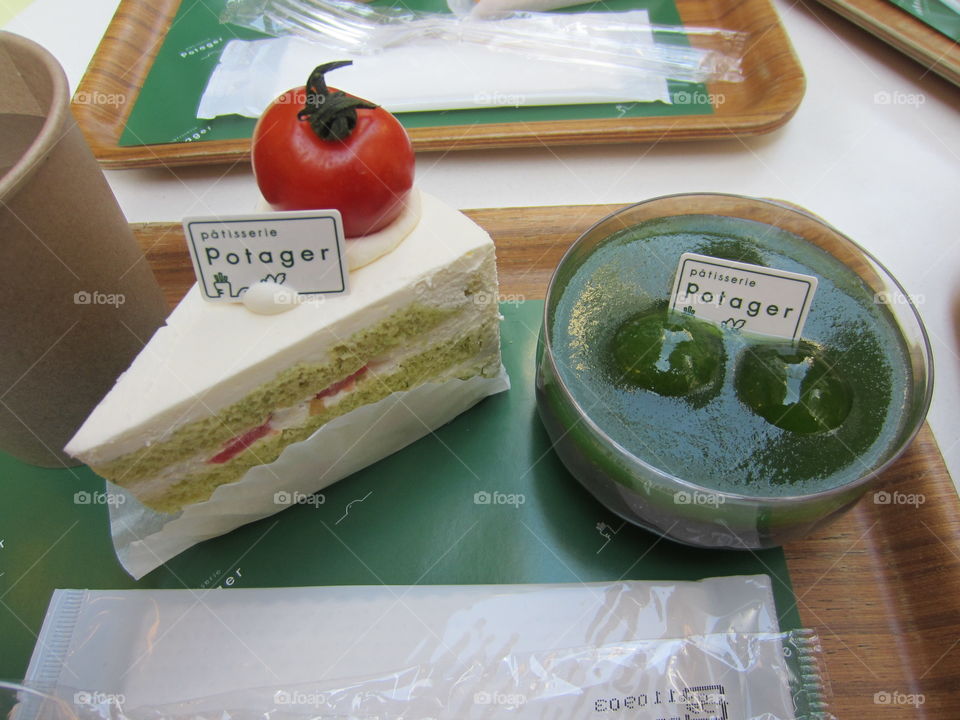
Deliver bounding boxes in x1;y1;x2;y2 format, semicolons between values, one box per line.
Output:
536;194;933;549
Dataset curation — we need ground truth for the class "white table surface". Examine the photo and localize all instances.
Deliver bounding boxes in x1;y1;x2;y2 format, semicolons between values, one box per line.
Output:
6;0;960;491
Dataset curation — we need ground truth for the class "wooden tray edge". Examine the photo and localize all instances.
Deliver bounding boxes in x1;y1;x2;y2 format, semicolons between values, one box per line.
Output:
814;0;960;86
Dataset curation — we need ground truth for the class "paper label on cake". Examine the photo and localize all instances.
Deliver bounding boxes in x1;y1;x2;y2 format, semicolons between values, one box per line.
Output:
182;210;349;302
669;253;818;341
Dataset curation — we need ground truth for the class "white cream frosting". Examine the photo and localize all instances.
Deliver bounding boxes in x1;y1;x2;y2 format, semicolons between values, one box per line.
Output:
240;192;422;315
254;190;422;273
344;190;421;271
66;191;497;466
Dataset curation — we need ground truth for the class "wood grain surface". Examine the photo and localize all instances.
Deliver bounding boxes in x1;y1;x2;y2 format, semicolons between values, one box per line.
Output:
72;0;805;168
813;0;960;87
133;205;960;719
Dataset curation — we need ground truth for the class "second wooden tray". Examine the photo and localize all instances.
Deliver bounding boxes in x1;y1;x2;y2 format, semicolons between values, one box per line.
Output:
133;203;960;720
72;0;805;168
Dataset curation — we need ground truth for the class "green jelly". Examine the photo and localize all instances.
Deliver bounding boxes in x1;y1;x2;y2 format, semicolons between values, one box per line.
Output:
735;342;853;434
611;308;725;400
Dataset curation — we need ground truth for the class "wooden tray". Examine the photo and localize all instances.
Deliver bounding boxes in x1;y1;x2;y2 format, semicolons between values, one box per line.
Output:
72;0;805;169
814;0;960;86
134;205;960;719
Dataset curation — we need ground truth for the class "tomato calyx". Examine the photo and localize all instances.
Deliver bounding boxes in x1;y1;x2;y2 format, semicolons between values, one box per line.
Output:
296;60;377;142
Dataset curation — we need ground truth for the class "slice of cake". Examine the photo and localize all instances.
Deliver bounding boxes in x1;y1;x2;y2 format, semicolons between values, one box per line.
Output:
65;191;505;514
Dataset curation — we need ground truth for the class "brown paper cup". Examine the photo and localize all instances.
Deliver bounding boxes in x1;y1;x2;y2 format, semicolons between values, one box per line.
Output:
0;32;168;468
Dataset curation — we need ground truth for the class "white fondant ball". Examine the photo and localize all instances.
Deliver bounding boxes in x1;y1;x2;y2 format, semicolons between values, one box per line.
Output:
242;282;300;315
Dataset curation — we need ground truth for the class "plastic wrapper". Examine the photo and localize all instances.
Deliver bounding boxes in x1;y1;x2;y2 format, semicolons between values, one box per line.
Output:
220;0;746;83
196;28;672;117
203;1;745;117
106;369;509;580
19;578;836;719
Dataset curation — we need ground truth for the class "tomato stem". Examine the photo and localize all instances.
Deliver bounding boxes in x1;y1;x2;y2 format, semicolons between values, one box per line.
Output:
297;61;376;142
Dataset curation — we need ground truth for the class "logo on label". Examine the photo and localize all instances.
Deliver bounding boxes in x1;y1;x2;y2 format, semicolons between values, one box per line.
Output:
182;210;349;302
669;253;818;341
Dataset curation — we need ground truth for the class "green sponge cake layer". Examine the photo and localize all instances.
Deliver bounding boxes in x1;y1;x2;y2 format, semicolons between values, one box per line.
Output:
132;317;500;513
95;301;455;484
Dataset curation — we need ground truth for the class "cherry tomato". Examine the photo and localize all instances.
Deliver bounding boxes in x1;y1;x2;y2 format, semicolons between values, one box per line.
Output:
251;61;415;238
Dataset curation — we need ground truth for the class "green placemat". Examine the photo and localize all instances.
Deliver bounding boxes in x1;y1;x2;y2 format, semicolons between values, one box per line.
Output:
0;301;799;682
119;0;713;147
885;0;960;42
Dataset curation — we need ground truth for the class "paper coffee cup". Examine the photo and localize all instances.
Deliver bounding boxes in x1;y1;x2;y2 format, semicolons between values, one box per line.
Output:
0;32;168;467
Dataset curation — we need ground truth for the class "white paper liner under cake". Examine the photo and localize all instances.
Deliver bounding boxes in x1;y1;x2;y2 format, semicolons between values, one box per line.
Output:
107;366;510;579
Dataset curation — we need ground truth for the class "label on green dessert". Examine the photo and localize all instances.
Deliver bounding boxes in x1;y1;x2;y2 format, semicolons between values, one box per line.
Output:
669;253;818;341
182;210;349;302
